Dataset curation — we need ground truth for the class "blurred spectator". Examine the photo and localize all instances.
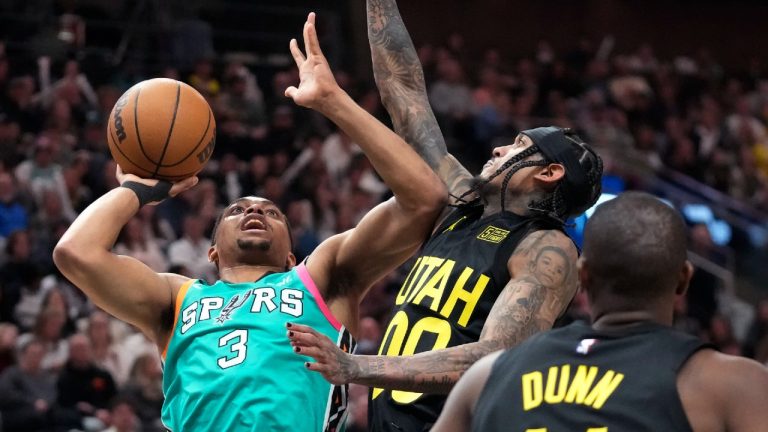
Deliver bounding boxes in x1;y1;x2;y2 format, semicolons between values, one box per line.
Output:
429;56;474;139
708;314;741;354
285;199;319;262
321;130;360;188
346;383;369;432
167;215;215;282
114;217;169;273
45;59;98;110
5;76;43;133
135;205;176;250
355;317;381;355
744;299;768;360
17;306;69;371
686;224;720;329
103;396;140;432
0;322;18;373
0;113;23;167
0;339;60;431
120;353;164;432
215;68;267;158
0;171;28;237
57;334;116;428
86;310;127;387
15;136;77;220
0;230;39;324
188;58;219;98
727;95;767;146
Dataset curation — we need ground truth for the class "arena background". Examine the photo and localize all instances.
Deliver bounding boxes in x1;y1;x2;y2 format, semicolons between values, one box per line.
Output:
0;0;766;430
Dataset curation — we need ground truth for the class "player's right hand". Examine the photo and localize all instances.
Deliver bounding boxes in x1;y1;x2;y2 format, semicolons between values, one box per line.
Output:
284;12;343;114
115;165;198;203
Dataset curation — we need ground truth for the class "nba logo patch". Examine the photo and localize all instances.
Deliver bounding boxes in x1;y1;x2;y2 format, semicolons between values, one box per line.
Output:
477;226;510;243
576;338;598;355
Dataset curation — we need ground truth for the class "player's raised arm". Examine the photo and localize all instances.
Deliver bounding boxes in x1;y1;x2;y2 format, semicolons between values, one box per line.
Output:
285;13;447;298
53;170;196;342
367;0;474;202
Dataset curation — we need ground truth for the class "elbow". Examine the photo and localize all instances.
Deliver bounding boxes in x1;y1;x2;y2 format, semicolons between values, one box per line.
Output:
53;239;96;277
411;181;449;218
53;241;80;275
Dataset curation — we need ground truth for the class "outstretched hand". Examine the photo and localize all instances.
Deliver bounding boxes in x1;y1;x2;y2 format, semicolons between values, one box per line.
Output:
287;322;360;385
284;12;342;112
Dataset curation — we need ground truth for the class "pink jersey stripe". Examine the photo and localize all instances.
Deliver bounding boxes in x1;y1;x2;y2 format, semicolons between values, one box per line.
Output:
296;263;342;331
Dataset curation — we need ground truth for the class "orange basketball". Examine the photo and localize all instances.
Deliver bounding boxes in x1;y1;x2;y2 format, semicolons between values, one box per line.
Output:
107;78;216;181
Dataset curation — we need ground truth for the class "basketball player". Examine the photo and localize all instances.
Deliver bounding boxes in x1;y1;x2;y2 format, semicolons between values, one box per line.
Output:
285;1;603;430
53;13;447;431
432;192;768;431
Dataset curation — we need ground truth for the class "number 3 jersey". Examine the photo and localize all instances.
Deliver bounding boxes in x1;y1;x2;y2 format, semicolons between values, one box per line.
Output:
369;202;560;432
161;263;355;432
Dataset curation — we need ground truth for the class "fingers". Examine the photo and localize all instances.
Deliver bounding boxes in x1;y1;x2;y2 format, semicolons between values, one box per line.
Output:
169;176;199;196
289;38;305;67
304;13;324;58
292;344;324;360
286;322;320;335
284;86;298;99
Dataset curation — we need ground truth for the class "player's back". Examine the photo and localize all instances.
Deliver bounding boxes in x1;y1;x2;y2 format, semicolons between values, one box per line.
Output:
472;321;708;432
161;263;355;431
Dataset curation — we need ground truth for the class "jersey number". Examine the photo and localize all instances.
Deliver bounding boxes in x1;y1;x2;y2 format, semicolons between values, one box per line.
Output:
371;311;452;403
218;329;248;369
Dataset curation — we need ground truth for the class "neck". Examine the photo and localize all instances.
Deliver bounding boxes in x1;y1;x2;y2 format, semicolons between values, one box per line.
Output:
481;188;536;218
590;302;674;331
217;263;285;283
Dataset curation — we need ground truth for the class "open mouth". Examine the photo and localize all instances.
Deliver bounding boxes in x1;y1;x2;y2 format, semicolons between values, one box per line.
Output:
241;217;266;232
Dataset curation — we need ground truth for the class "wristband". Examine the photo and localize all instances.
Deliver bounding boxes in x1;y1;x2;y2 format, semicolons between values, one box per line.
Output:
121;180;172;207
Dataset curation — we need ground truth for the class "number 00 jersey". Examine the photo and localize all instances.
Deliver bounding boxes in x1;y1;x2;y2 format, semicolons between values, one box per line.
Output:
473;321;709;432
161;263;355;432
369;202;560;432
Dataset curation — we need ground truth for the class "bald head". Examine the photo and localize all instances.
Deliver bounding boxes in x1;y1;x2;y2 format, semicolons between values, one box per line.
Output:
582;192;688;301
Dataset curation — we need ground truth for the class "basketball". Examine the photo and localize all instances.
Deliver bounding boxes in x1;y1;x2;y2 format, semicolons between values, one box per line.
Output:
106;78;216;181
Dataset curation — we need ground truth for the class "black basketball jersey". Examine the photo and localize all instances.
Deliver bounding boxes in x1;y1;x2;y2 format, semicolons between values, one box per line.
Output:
473;321;710;432
369;202;560;432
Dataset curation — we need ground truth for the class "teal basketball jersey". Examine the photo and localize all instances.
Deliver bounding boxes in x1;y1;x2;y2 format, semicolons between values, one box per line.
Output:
161;263;355;431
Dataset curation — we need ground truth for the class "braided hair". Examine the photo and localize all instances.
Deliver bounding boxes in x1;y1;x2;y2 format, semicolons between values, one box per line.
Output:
454;144;544;204
455;129;603;226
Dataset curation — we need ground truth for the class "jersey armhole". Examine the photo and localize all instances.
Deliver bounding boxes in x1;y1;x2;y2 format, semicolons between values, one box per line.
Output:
296;262;342;331
161;279;196;360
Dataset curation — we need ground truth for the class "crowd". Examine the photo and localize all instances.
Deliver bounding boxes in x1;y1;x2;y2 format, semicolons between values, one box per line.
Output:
0;13;766;431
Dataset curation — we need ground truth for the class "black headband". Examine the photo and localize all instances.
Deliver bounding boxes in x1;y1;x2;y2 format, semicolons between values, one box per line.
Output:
521;126;594;215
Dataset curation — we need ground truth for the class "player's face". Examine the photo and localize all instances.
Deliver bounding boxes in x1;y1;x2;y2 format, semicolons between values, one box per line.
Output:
479;134;535;184
533;250;568;288
214;197;292;267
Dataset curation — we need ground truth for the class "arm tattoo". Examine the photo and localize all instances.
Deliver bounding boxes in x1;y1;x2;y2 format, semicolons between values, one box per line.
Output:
357;340;502;394
482;231;579;347
479;276;552;347
367;0;473;199
349;229;577;394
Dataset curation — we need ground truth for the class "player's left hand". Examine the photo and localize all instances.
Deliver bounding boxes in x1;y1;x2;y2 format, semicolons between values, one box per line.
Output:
287;322;359;385
284;12;342;113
